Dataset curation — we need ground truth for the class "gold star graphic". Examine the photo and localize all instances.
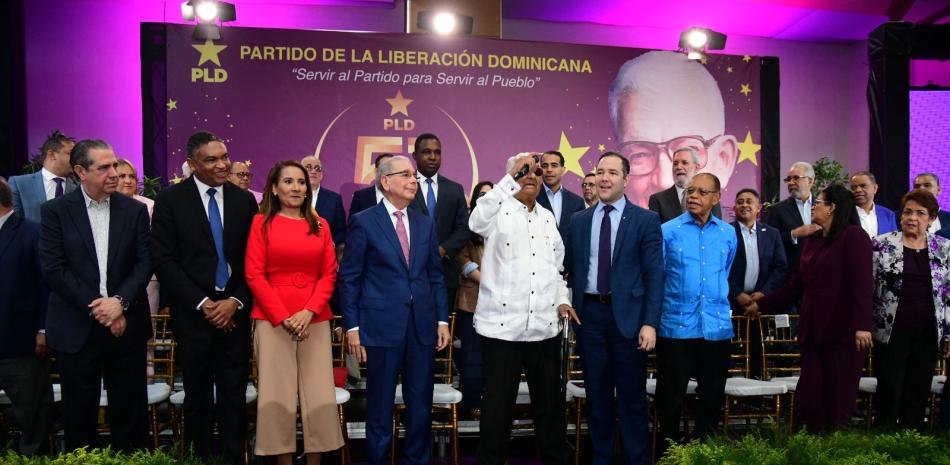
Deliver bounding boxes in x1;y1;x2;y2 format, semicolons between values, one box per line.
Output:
726;66;733;73
385;90;413;117
742;55;752;62
192;40;228;66
597;143;606;152
740;84;752;97
171;174;183;184
737;131;761;166
166;99;178;110
557;132;589;178
700;57;708;65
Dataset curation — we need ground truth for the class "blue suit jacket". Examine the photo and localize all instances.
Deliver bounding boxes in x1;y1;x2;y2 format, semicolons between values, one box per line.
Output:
9;171;77;223
875;204;898;235
348;185;379;223
727;221;788;313
563;200;665;339
537;186;587;240
0;214;49;357
315;187;346;245
938;210;950;236
39;189;153;353
339;202;448;347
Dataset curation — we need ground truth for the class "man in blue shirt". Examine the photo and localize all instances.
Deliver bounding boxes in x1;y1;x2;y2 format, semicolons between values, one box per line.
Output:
655;173;737;449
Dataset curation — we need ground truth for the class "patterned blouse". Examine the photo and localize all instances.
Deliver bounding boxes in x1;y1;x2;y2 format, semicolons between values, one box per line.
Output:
871;231;950;345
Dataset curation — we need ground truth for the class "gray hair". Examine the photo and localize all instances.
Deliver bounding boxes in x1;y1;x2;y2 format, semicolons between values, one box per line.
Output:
672;147;700;165
375;155;412;188
70;139;113;170
790;162;815;179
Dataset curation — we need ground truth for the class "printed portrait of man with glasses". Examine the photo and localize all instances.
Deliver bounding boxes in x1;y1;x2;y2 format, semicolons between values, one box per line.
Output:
608;50;739;211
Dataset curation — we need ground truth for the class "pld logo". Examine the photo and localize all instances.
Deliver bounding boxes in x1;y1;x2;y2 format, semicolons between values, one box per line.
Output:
191;40;228;83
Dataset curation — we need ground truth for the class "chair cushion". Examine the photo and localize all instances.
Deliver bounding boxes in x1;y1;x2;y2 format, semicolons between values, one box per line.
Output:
335;387;351;405
770;376;799;392
394;383;462;405
859;377;877;393
0;390;8;406
566;381;586;399
646;378;697;396
168;383;258;405
932;375;946;395
724;377;787;396
516;381;573;403
148;383;172;405
2;385;62;405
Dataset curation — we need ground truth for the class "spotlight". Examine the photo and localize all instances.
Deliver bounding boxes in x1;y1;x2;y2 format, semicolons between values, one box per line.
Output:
181;2;195;21
416;11;474;35
195;1;219;23
432;12;457;35
679;27;727;60
181;1;237;41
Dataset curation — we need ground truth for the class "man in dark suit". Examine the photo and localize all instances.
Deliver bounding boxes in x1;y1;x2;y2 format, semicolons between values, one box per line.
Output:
0;177;53;456
728;188;787;378
340;155;450;465
765;162;822;269
913;173;950;236
151;131;258;463
409;133;470;318
9;130;77;222
301;155;346;247
537;150;586;239
647;148;721;223
850;172;897;237
563;152;664;465
349;153;394;221
39;140;152;452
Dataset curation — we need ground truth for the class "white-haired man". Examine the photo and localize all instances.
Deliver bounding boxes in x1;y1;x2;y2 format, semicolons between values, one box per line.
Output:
765;162;822;267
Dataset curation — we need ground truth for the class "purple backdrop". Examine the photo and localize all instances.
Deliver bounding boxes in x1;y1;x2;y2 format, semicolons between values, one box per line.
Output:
909;90;950;208
164;24;762;211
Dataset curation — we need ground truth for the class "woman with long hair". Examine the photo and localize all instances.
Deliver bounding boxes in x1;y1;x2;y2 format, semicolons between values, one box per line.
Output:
245;160;343;464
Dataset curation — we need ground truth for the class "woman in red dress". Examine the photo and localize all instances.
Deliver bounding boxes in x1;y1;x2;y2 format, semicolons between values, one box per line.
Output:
245;160;343;464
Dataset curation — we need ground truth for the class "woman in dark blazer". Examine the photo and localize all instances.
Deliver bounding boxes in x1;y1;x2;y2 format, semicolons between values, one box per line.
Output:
746;184;873;433
871;189;950;431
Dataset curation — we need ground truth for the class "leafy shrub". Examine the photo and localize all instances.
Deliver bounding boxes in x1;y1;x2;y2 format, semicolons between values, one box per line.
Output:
0;447;214;465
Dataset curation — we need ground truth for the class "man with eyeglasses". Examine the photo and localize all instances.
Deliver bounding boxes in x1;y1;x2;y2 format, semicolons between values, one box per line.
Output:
582;173;598;208
301;155;346;249
228;161;263;203
912;173;950;237
765;162;822;268
536;150;586;239
608;51;739;209
655;173;737;450
339;155;450;465
350;153;394;221
648;147;723;223
850;171;897;238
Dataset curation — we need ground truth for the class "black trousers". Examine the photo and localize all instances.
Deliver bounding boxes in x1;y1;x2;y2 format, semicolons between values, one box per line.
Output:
57;325;148;452
874;325;937;431
455;310;484;411
655;337;730;446
477;335;567;465
0;355;53;455
175;310;250;464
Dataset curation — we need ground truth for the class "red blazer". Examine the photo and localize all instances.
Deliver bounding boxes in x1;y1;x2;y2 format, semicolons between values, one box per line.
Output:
246;214;337;326
758;225;872;346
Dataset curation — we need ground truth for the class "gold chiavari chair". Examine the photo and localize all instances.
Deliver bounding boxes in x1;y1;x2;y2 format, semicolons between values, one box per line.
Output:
759;314;800;432
721;316;786;434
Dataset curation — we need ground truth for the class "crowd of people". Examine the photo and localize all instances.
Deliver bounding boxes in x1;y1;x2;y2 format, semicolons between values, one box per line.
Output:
0;128;949;465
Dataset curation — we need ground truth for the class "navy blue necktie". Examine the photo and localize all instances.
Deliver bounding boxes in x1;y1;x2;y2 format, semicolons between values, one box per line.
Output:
53;178;64;198
207;188;229;289
597;205;613;296
426;178;437;218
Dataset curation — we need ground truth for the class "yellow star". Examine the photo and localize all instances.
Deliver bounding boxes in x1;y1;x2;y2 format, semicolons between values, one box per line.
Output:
166;99;178;110
726;66;733;73
742;55;752;62
737;131;761;166
700;57;708;65
171;174;183;184
557;132;589;178
192;40;227;66
385;90;413;117
740;84;751;97
597;143;606;152
244;160;252;167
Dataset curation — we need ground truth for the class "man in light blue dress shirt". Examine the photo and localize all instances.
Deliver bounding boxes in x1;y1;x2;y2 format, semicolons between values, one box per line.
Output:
654;173;737;449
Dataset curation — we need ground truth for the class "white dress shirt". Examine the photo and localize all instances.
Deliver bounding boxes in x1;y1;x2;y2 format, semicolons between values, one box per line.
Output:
790;196;812;245
418;173;440;207
585;197;625;294
375;188;384;204
544;184;564;226
856;204;879;238
41;168;66;201
192;176;242;309
80;187;111;297
0;210;13;231
739;222;760;293
469;174;570;342
311;186;320;209
930;217;943;235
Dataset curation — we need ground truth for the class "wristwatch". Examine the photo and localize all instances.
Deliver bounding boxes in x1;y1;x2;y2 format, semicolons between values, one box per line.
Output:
114;295;130;312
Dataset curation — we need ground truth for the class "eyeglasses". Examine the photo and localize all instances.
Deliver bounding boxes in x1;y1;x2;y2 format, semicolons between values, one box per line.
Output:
303;164;323;173
784;175;812;183
231;172;251;179
385;170;416;179
616;135;717;176
685;187;719;197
